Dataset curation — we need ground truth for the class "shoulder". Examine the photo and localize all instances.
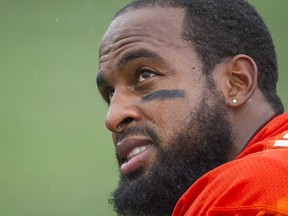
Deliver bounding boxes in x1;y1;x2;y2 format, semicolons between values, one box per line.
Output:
206;148;288;202
174;149;288;216
220;148;288;181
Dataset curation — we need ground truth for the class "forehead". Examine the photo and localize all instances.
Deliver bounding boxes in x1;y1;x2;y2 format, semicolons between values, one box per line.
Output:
99;7;187;58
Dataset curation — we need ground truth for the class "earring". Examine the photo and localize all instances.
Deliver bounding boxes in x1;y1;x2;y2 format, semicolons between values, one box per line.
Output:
232;99;237;104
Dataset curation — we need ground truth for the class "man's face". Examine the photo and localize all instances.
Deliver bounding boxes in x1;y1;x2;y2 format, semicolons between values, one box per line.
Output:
97;7;233;216
98;6;208;177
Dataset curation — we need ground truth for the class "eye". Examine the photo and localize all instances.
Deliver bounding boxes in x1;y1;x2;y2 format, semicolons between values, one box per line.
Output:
102;88;114;104
108;89;115;101
138;69;156;82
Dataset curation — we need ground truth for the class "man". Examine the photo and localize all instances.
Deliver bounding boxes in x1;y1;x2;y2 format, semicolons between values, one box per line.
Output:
97;0;288;215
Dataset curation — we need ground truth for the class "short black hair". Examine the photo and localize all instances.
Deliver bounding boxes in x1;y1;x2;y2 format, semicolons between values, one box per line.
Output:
115;0;284;114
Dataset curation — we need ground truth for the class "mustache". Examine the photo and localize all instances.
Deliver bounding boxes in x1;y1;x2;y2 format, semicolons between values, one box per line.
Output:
115;126;160;145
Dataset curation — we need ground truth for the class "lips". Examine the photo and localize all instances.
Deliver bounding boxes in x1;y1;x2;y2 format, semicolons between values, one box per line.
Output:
116;137;153;176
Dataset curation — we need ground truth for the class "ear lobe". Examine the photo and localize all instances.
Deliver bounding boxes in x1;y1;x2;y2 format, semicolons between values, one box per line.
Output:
226;54;258;108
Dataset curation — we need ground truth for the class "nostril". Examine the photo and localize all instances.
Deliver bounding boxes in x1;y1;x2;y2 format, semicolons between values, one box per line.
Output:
117;117;134;129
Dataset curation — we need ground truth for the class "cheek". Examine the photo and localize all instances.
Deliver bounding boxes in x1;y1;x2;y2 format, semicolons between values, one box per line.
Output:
143;100;192;146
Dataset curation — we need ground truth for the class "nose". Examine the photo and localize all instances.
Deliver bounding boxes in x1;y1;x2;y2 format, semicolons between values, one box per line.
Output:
105;90;141;134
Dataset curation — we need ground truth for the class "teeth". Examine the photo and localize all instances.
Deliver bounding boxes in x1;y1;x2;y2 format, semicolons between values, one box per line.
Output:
127;145;150;160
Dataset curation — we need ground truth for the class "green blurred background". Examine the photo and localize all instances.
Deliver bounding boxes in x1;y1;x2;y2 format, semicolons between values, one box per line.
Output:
0;1;287;215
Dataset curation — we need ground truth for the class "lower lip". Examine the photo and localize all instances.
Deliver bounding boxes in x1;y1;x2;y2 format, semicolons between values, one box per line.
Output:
120;146;153;176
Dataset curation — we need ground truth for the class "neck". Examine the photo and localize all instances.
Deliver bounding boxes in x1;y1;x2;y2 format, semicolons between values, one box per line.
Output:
229;90;276;160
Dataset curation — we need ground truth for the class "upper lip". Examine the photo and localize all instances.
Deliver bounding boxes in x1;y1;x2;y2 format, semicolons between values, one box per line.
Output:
116;137;153;163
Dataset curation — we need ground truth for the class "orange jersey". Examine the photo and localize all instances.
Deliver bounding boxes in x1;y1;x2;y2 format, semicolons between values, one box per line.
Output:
173;113;288;216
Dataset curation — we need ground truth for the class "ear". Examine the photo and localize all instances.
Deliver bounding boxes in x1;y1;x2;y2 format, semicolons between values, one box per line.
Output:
214;54;258;108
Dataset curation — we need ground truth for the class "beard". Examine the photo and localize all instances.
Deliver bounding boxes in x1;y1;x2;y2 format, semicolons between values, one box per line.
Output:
109;91;234;216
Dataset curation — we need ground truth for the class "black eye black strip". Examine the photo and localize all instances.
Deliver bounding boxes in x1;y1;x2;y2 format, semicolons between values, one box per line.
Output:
141;90;185;102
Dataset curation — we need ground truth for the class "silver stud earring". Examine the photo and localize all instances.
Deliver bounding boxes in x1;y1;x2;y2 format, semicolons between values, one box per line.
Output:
232;99;237;104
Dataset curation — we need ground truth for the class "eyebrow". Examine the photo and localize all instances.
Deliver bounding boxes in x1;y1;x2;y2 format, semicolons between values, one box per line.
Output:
97;49;163;88
117;49;163;71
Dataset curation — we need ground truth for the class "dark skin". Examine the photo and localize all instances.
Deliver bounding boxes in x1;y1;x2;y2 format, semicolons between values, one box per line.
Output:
97;7;275;179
